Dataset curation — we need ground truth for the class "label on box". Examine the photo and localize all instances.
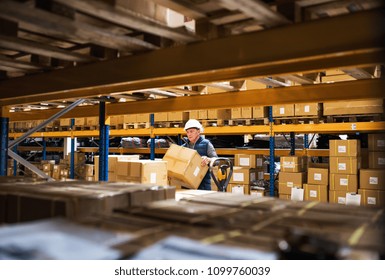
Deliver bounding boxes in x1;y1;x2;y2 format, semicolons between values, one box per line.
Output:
377;140;385;147
283;161;294;168
338;163;346;170
150;173;157;184
279;107;285;114
338;146;346;153
287;182;293;188
346;193;361;206
257;158;263;167
378;158;385;165
309;190;317;198
304;105;310;113
314;173;322;181
257;171;264;180
239;158;250;166
291;187;304;201
367;197;376;205
337;197;346;204
232;186;244;194
369;177;378;185
193;167;200;177
339;178;348;186
233;173;244;182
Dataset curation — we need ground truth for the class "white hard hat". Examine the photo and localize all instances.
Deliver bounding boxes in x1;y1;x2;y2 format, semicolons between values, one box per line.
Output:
184;119;203;131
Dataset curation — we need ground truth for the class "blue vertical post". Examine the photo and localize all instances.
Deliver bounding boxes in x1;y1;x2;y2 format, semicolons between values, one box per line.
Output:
268;106;275;197
13;145;17;176
290;132;295;156
99;101;109;181
70;119;75;179
177;134;182;146
42;138;47;161
0;116;9;176
304;134;309;149
150;113;155;160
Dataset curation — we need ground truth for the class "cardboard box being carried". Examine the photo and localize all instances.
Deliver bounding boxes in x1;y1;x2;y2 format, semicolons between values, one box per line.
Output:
163;144;208;189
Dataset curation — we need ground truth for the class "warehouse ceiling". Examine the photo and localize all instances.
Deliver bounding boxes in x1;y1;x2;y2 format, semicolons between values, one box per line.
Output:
0;0;384;115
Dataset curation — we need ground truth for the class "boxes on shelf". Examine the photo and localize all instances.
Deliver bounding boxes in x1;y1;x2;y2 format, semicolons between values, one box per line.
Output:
207;109;231;120
358;189;385;207
168;111;189;122
86;116;99;126
227;183;250;195
272;104;294;117
229;167;256;185
231;107;252;119
74;118;85;126
329;174;358;193
198;110;208;119
307;167;328;185
294;103;320;116
137;113;150;123
123;114;137;123
329;140;361;157
323;99;384;115
163;144;208;189
59;118;71;126
278;172;306;195
234;154;264;169
94;155;140;181
154;112;168;122
368;151;385;169
116;159;168;186
280;156;305;172
329;157;360;175
303;184;328;202
359;169;385;190
368;134;385;151
252;106;268;119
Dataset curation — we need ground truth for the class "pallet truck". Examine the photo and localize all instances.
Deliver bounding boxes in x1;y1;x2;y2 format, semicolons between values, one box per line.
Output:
209;157;233;192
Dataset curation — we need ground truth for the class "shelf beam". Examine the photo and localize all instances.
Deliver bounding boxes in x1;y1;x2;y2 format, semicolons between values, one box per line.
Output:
0;9;384;106
8;121;385;139
8;78;385;121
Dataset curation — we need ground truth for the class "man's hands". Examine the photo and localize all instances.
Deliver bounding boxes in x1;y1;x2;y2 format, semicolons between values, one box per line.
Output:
201;156;210;167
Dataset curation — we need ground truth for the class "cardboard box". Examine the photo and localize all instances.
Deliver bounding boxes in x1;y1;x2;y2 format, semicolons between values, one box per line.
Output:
368;134;385;151
168;111;189;122
280;156;304;172
163;144;208;189
329;190;350;205
368;151;385;169
359;169;385;190
94;155;140;181
154;112;168;122
279;194;291;200
189;110;199;119
329;174;358;192
273;104;294;117
307;167;328;185
74;118;85;126
252;106;267;119
323;99;384;115
329;157;360;175
137;113;150;122
198;110;208;119
294;103;320;116
358;189;385;207
230;167;256;184
234;154;264;168
86;117;99;126
242;107;252;118
227;183;250;195
231;108;242;119
207;109;231;120
329;139;361;157
123;114;137;123
116;160;168;186
303;184;328;202
278;172;306;195
59;118;71;126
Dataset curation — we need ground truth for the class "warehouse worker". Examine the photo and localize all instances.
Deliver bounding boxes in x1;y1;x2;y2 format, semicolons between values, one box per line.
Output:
182;119;218;190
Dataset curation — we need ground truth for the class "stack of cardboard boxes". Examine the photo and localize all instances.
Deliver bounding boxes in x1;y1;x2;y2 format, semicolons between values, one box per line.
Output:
278;156;306;200
304;163;329;202
227;154;262;194
358;134;385;207
329;140;361;205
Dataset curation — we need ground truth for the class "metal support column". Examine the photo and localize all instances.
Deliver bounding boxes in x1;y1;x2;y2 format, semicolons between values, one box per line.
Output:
13;145;17;176
42;138;47;161
304;134;309;149
70;119;75;179
268;106;275;197
290;132;295;155
0;116;9;176
98;101;109;181
150;113;155;160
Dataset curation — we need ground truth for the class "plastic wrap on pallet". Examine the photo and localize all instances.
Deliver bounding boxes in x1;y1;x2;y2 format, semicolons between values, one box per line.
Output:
121;137;147;148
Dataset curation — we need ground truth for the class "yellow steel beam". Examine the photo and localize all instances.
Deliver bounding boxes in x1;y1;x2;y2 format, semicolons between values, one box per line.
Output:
76;147;329;157
16;146;64;152
0;9;384;106
9;78;385;121
8;121;385;139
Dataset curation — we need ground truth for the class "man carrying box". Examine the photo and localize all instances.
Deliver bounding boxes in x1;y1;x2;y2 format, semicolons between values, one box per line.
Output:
183;119;218;190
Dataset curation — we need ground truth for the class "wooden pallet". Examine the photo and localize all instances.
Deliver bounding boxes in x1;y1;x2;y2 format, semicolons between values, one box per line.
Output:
123;122;150;129
325;113;384;123
273;116;322;125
